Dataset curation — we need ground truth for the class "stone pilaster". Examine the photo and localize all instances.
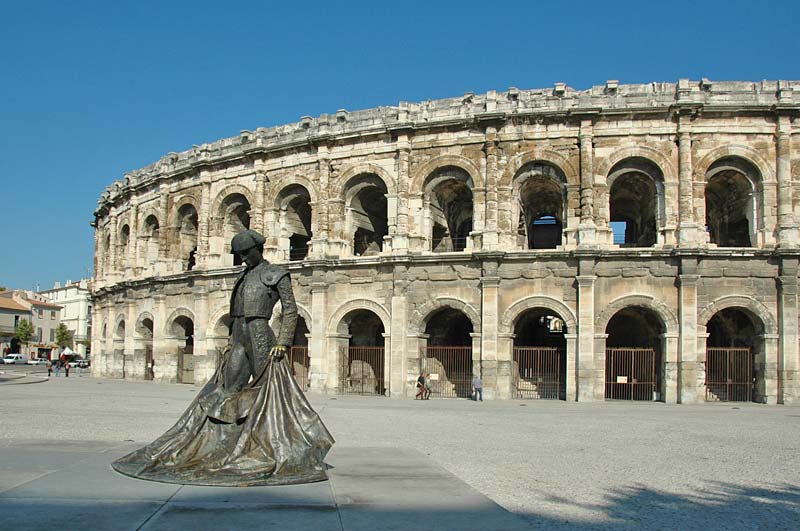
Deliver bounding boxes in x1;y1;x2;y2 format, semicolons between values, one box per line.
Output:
578;120;597;246
130;203;139;275
480;271;500;400
309;270;329;392
678;269;702;403
776;116;798;246
483;127;500;250
158;190;170;265
576;272;597;400
197;179;211;269
778;257;799;403
677;116;700;246
311;147;331;257
564;333;578;401
108;214;118;281
253;170;267;236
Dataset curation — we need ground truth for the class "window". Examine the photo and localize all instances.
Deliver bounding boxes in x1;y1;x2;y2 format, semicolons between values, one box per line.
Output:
37;309;43;318
37;328;42;342
51;310;56;320
14;315;19;327
50;329;55;342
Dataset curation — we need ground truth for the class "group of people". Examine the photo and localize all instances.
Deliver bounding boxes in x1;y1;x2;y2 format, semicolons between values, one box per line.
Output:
46;359;71;377
415;372;432;400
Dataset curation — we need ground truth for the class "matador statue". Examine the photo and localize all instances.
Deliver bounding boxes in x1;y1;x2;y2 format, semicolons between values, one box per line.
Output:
112;229;334;486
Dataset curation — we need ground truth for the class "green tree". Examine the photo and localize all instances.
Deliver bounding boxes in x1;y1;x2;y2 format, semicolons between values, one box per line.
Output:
15;319;34;356
55;323;73;349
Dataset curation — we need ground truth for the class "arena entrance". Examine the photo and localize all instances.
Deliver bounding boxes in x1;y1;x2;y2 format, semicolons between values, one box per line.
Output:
421;308;473;398
338;310;386;395
288;316;310;390
604;306;664;401
137;317;154;381
172;316;195;384
705;308;763;402
513;308;567;400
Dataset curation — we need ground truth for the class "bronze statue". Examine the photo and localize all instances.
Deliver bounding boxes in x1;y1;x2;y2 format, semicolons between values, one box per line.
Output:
112;229;334;486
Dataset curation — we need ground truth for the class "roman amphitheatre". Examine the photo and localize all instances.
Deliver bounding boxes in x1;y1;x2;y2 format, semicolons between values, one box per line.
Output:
91;79;800;404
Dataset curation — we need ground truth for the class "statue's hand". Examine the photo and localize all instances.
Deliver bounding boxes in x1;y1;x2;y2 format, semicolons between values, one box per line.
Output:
270;345;287;361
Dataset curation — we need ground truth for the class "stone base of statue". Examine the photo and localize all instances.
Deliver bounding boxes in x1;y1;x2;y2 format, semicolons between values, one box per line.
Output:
112;354;334;486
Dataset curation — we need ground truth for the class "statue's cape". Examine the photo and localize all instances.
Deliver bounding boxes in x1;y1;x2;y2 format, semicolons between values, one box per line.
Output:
111;357;334;486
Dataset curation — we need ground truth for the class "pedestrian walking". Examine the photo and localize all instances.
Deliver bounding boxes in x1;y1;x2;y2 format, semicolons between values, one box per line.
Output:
54;361;61;377
424;373;432;400
472;376;483;401
46;359;52;377
415;372;427;400
64;362;70;378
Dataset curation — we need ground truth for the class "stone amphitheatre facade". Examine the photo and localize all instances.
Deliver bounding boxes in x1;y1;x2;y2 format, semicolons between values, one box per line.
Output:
91;79;800;404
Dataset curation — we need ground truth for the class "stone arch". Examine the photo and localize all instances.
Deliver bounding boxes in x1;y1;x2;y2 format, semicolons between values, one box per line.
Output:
327;298;391;336
210;184;255;220
500;296;577;334
163;307;196;337
113;314;126;339
500;149;579;189
694;145;774;184
206;304;230;338
410;155;483;195
137;207;161;233
268;176;319;207
596;144;676;182
134;311;155;338
698;295;777;335
595;294;679;335
334;163;396;199
172;195;200;221
409;296;480;335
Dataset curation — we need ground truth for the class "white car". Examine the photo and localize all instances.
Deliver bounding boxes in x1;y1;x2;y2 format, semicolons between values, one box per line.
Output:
2;354;27;364
27;358;48;365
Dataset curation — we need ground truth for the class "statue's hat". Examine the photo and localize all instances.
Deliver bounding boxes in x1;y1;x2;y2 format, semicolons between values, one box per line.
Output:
231;229;266;253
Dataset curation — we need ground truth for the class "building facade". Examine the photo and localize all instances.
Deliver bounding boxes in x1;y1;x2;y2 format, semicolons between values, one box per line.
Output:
91;80;800;404
39;279;92;358
0;297;31;356
0;291;62;359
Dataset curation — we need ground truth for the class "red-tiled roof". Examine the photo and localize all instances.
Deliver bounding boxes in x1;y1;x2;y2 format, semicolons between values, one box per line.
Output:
0;298;28;311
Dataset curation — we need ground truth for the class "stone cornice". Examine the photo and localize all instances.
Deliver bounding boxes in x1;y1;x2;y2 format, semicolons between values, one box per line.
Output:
94;79;800;217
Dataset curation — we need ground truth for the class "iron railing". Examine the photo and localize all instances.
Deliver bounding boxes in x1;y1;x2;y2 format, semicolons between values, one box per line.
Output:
421;346;473;398
339;346;386;395
513;347;564;399
705;347;752;402
605;348;657;401
288;346;310;390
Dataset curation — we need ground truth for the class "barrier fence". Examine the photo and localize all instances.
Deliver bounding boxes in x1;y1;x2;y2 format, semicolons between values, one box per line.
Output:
513;347;564;399
705;347;752;402
288;346;310;390
339;346;386;395
420;346;473;398
605;348;657;401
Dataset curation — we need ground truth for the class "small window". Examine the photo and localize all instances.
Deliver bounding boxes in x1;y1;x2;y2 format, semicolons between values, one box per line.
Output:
14;315;19;327
51;311;56;320
37;327;43;342
50;329;55;342
38;309;43;318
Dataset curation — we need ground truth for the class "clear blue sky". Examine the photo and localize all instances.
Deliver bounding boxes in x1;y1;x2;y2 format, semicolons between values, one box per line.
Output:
0;0;797;291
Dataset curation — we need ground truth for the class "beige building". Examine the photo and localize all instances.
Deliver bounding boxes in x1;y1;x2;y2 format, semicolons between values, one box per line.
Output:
0;291;62;359
0;297;31;356
39;280;92;358
91;79;800;404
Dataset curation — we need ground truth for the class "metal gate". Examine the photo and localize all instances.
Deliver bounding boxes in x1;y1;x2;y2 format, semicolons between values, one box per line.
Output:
144;344;154;381
289;346;310;390
421;346;473;398
178;346;194;384
339;346;386;395
705;347;752;402
605;348;657;401
513;347;564;399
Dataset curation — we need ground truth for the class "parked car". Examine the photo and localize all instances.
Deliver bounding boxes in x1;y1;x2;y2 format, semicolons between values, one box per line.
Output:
27;358;48;365
67;359;90;368
2;354;27;364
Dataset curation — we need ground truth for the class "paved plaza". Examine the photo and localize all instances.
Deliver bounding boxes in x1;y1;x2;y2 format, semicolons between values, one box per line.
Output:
1;369;798;530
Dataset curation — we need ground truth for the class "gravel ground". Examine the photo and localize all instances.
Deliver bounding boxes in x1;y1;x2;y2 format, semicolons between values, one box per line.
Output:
2;372;798;529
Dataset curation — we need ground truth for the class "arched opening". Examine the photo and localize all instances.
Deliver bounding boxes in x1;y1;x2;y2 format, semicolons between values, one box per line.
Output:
705;157;760;247
277;185;313;261
605;306;664;401
513;308;567;400
114;319;126;378
139;215;160;267
426;166;473;252
217;194;251;266
608;158;662;247
172;315;194;384
337;309;386;395
176;204;198;270
705;307;764;402
137;317;154;381
119;224;131;270
515;162;566;249
422;308;473;398
102;234;111;275
346;174;388;256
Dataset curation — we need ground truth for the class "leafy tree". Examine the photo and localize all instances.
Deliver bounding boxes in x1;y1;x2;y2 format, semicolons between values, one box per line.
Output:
55;323;73;348
0;286;6;292
15;319;34;356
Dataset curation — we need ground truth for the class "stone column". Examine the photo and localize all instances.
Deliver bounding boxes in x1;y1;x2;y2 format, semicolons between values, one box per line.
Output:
309;272;329;392
777;116;798;246
253;170;267;236
390;267;408;397
497;332;515;400
483;127;500;250
577;120;597;246
108;214;118;280
130;203;139;276
480;259;500;399
677;117;700;246
194;284;211;383
762;333;780;404
662;332;680;404
564;333;578;401
152;293;170;382
394;135;411;254
311;148;331;257
197;180;211;269
576;273;597;400
677;271;702;403
778;257;799;403
124;299;136;380
158;191;170;272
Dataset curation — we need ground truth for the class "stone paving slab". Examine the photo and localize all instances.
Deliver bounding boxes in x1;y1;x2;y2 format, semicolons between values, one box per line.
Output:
0;441;532;530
